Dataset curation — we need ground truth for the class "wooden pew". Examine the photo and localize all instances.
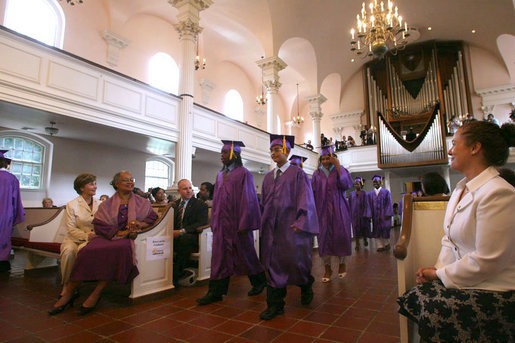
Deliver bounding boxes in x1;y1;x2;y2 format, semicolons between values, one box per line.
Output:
394;195;449;343
14;203;175;298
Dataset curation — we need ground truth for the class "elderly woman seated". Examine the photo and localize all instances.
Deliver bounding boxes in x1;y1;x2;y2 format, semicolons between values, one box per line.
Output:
49;171;158;315
397;122;515;342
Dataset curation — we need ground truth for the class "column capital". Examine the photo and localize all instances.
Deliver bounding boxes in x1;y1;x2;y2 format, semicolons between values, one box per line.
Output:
174;18;203;40
256;56;287;72
306;94;327;121
263;80;282;93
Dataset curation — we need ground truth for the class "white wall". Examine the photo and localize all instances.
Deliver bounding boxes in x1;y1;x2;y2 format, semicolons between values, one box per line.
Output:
18;134;156;207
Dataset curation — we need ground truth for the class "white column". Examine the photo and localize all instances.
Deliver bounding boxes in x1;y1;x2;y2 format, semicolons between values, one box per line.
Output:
384;170;391;191
285;121;294;135
256;57;287;134
169;0;212;188
306;94;327;152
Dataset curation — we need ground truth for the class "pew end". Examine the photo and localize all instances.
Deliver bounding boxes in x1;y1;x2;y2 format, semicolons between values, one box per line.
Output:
394;195;448;343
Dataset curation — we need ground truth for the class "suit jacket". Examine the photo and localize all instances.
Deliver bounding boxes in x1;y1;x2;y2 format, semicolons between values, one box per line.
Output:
174;197;208;235
62;196;100;244
435;166;515;291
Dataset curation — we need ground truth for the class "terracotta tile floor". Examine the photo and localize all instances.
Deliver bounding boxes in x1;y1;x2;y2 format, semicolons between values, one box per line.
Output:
1;230;401;342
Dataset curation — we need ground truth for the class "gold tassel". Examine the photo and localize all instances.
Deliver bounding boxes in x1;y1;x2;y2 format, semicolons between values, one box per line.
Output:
282;136;287;154
230;142;234;160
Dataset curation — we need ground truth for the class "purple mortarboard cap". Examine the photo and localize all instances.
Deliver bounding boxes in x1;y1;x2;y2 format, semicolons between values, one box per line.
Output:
269;134;295;152
354;176;364;185
0;150;11;164
221;140;245;160
321;145;336;156
221;140;245;153
372;175;383;182
289;155;307;168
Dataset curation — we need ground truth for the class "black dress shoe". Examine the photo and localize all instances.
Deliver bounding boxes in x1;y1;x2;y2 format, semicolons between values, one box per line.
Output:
248;283;266;296
78;297;101;316
259;306;284;320
48;293;79;316
377;247;385;252
196;293;223;306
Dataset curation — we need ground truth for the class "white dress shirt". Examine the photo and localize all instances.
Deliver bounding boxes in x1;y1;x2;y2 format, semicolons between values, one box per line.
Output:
435;166;515;291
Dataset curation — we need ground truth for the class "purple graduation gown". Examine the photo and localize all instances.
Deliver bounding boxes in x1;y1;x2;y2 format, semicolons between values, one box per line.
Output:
312;166;353;257
260;165;319;288
348;190;372;238
210;166;263;280
71;199;157;284
369;188;394;239
0;170;24;261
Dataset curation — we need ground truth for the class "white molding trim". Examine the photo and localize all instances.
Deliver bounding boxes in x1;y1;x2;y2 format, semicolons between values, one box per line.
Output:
102;29;130;67
475;84;515;107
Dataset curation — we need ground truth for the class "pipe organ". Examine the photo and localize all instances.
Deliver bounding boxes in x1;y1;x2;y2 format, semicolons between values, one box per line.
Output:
364;41;471;167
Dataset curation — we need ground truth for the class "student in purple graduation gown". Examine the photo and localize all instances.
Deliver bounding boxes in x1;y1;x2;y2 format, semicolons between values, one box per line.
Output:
312;145;353;283
369;175;394;252
49;171;157;315
259;135;319;320
348;177;372;251
0;150;24;273
197;140;266;305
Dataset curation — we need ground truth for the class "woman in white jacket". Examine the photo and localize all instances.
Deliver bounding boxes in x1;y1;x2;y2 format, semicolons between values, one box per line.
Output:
398;121;515;343
56;174;100;303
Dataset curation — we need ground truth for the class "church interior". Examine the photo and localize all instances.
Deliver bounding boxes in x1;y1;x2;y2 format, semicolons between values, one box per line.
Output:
0;0;514;342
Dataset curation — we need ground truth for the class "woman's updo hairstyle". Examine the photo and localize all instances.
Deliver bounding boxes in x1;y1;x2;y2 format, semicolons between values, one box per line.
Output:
459;121;514;167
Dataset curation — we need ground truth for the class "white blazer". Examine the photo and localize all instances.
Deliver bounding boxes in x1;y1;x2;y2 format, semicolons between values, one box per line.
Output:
435;166;515;291
62;196;100;245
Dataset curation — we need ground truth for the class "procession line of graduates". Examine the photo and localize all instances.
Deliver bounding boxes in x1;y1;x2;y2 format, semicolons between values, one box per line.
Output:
197;135;394;321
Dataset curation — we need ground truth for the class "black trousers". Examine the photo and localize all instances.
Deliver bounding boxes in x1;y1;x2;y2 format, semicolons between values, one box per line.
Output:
266;274;314;308
209;271;266;297
173;232;198;282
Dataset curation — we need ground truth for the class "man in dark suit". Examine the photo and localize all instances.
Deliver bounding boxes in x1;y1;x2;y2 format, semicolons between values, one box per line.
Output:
172;179;209;284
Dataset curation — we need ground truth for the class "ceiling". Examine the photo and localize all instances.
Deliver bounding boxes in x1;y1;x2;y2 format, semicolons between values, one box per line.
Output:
96;0;515;114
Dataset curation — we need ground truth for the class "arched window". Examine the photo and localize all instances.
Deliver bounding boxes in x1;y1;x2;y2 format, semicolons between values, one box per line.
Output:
0;131;53;190
145;158;174;191
223;89;244;122
3;0;65;48
148;53;179;95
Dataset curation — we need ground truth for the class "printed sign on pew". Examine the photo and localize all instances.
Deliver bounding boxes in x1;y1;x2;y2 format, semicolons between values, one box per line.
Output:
146;236;171;261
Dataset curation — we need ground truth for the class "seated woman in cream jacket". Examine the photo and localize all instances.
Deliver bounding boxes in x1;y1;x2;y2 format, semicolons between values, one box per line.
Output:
398;121;515;343
58;173;100;298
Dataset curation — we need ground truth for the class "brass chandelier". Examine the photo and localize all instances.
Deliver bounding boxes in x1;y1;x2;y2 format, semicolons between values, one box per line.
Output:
350;0;409;59
292;83;304;125
256;57;266;105
194;38;206;71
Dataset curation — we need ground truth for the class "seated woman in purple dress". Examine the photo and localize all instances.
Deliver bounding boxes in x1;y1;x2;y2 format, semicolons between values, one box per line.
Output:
49;171;157;315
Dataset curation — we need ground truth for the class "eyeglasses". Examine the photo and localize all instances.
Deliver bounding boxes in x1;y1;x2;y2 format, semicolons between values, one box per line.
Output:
270;147;283;153
120;178;135;183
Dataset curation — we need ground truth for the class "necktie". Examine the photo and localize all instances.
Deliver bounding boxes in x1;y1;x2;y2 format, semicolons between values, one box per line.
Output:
175;200;184;229
275;169;282;182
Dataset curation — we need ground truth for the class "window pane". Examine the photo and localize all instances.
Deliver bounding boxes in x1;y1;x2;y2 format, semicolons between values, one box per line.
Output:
14;150;23;160
148;53;179;94
24;140;34;152
22;152;32;162
4;0;60;47
14;138;23;150
31;176;40;187
3;138;14;149
11;163;22;173
22;164;32;174
223;89;244;122
33;165;41;175
33;152;42;163
21;175;31;186
33;144;42;153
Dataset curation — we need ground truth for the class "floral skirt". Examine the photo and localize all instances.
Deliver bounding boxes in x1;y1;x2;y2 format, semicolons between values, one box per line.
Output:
397;280;514;343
